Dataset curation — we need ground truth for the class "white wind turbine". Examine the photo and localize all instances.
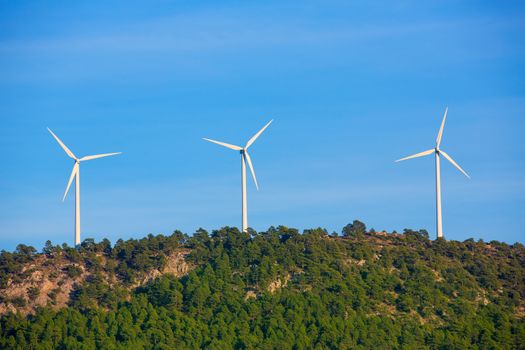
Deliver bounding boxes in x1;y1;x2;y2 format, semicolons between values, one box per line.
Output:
395;108;470;239
48;128;121;246
203;120;273;233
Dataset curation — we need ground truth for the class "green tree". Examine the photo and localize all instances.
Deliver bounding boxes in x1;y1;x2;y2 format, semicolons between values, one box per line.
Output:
342;220;367;238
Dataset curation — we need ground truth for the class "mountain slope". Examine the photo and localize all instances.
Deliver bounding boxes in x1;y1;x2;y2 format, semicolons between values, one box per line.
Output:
1;223;524;349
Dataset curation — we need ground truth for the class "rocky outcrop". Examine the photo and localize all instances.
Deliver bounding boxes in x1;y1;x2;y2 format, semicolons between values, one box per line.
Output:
0;249;193;316
267;274;291;294
0;255;88;315
134;250;193;286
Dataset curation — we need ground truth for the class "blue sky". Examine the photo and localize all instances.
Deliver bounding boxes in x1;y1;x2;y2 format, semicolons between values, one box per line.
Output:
1;0;524;250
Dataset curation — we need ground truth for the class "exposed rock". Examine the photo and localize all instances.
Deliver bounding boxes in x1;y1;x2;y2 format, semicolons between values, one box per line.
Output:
244;290;257;301
373;231;389;237
267;274;290;294
163;250;192;276
0;249;193;316
344;258;366;267
134;250;192;287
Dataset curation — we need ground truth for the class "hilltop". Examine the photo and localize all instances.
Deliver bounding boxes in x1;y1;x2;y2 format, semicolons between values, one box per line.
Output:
1;222;524;349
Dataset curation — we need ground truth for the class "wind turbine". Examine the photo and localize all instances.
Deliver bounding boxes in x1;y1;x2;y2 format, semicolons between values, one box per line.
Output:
203;120;273;233
395;108;470;239
48;128;121;247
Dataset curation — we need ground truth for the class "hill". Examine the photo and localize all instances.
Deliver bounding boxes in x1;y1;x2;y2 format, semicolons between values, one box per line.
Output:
0;222;524;349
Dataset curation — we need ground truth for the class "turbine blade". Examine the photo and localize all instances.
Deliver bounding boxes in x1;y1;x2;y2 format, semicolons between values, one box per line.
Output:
436;107;448;148
395;149;434;162
244;151;259;190
245;119;273;149
63;162;79;201
47;128;77;160
439;150;470;178
203;138;242;151
80;152;121;162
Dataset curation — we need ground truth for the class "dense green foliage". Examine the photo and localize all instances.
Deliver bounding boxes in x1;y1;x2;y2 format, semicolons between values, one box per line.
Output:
1;224;524;349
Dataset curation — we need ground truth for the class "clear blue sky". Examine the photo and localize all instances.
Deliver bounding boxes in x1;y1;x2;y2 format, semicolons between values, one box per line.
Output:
1;0;524;250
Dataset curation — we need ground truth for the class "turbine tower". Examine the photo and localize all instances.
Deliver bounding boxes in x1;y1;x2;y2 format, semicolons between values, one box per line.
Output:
48;128;121;247
395;108;470;239
203;120;273;232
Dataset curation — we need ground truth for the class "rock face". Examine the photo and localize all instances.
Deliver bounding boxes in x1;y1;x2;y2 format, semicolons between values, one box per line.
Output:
244;290;257;301
0;256;86;315
267;274;291;294
0;249;193;316
134;250;193;287
163;250;192;276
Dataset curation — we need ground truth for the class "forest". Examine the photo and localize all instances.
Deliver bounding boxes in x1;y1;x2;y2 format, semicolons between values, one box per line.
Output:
0;221;524;349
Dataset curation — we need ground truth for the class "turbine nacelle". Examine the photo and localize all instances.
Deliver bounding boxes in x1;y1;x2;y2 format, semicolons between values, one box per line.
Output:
395;108;470;179
47;128;122;201
203;119;273;191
